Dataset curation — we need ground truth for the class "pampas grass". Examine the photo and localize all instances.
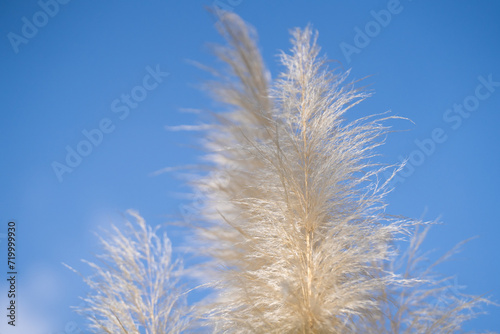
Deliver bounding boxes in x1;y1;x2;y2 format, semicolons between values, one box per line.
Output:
73;11;493;334
186;11;492;333
67;210;190;333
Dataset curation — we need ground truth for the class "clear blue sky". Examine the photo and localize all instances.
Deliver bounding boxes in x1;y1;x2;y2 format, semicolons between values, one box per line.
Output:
1;0;499;332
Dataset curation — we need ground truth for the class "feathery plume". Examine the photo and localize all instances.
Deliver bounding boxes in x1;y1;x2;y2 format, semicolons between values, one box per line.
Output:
186;11;492;333
71;11;493;334
69;210;190;334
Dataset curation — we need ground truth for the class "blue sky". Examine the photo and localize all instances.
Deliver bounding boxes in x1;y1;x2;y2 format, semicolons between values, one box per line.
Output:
1;0;500;332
